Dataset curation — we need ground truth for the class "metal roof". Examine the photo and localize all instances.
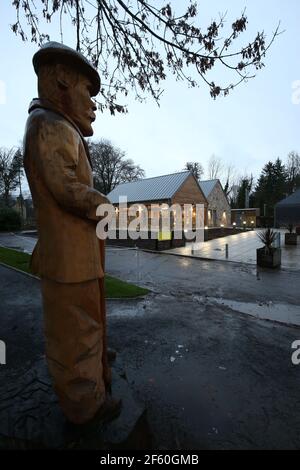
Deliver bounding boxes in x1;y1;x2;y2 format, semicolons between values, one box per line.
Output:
276;189;300;206
199;179;219;198
107;171;191;204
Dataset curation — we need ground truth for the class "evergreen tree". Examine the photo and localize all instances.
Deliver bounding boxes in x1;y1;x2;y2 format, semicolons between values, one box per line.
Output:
254;158;287;217
184;162;204;180
234;176;254;209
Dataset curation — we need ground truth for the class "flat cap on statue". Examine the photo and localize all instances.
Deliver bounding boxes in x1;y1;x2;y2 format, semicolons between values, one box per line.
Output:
33;41;100;96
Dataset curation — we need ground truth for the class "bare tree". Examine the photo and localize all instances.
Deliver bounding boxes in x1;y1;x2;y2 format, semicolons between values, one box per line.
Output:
10;1;281;114
207;154;223;180
205;155;236;197
223;164;236;198
229;183;240;208
0;147;24;206
89;139;145;194
286;151;300;193
184;161;204;180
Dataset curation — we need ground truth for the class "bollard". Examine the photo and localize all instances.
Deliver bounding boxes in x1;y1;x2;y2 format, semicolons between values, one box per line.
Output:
225;243;229;259
276;232;281;248
135;245;140;283
0;340;6;365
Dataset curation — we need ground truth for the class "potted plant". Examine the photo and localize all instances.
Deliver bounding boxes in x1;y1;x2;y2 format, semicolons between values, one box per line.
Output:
257;228;281;268
285;224;297;245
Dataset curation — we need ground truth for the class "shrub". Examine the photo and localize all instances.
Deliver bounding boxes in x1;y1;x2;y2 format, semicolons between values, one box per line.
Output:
257;228;277;254
0;207;21;231
286;223;294;234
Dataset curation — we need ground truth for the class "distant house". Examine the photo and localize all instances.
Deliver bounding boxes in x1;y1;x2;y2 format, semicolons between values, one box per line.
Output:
199;179;230;227
275;189;300;227
108;171;208;231
231;208;260;228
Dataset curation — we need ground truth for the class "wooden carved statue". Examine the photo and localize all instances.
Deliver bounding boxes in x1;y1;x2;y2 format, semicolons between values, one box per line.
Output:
23;42;121;424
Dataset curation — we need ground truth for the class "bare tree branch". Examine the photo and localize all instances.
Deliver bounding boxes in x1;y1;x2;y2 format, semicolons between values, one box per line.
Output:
10;0;282;113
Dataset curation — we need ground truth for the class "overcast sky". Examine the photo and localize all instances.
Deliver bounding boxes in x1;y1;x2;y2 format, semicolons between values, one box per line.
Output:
0;0;299;187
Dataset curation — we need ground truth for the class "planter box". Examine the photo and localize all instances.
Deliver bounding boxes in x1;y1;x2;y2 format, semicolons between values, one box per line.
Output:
285;233;298;245
257;247;281;269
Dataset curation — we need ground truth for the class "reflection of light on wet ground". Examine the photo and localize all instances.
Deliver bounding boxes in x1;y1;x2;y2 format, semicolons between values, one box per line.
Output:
205;297;300;326
168;230;300;271
108;307;143;317
179;258;192;268
107;301;150;318
108;292;300;327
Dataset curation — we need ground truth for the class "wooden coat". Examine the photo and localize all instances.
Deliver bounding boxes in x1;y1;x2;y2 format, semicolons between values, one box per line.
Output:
23;98;107;283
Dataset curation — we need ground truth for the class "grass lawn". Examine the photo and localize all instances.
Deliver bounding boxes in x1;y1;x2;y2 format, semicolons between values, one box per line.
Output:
0;246;149;299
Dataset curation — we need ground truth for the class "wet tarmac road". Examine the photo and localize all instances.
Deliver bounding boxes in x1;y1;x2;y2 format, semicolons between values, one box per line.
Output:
1;236;300;448
106;248;300;449
107;294;300;449
106;247;300;307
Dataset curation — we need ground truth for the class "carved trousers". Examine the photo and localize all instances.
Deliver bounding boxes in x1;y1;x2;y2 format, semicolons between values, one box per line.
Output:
41;277;107;424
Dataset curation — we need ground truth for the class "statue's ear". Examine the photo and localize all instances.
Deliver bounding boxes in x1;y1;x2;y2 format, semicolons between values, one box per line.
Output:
56;63;75;89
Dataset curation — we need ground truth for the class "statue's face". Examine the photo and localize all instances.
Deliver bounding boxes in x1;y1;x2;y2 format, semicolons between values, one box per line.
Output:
38;64;97;136
65;74;97;137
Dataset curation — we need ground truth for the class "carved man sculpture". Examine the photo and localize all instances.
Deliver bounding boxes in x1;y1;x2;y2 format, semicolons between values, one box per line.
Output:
23;42;120;424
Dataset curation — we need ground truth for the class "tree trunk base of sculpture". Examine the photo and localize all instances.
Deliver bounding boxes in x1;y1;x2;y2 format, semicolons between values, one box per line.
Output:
0;356;151;449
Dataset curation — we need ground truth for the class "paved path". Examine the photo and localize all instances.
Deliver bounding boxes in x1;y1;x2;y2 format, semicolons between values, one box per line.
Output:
167;229;300;271
2;230;300;272
0;232;37;254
